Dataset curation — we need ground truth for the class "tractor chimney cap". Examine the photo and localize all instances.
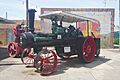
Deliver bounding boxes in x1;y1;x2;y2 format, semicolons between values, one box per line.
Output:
28;9;36;12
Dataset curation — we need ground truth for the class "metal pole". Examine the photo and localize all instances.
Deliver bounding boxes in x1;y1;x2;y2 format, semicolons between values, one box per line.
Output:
6;12;7;19
87;20;89;36
117;0;120;50
26;0;29;27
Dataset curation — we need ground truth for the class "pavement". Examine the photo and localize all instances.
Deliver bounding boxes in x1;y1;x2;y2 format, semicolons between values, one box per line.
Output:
0;49;120;80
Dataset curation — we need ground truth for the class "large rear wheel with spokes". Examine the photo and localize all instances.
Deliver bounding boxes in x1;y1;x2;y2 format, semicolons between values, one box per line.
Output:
81;36;96;63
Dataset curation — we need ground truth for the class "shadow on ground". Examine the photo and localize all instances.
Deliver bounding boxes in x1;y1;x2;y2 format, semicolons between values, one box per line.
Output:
0;56;111;76
51;56;111;76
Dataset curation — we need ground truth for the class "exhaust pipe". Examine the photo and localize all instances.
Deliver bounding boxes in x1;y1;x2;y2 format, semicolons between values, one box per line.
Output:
28;9;36;33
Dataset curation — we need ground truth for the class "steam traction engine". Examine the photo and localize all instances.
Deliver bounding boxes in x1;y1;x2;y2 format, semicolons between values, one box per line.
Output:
20;10;100;75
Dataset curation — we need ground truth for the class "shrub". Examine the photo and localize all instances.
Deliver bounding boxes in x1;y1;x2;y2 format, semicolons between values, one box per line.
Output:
114;38;119;45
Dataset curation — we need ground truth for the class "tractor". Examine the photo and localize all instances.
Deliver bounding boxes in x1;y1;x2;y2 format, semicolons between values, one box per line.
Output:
19;9;100;75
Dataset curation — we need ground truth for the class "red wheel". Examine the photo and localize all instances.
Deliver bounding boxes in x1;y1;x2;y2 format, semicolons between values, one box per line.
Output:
82;36;96;63
21;48;35;67
35;49;58;75
7;42;18;57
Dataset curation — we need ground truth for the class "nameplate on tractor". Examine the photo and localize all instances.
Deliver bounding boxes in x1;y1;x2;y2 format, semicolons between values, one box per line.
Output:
64;47;71;53
57;35;62;39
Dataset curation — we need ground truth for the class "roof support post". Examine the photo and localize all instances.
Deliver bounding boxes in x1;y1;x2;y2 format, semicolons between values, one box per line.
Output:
87;20;89;36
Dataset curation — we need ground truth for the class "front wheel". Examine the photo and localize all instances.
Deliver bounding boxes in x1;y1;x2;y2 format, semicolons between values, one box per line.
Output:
34;49;58;75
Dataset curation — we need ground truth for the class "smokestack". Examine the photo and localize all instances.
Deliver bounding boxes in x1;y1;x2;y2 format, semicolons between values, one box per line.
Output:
28;9;36;33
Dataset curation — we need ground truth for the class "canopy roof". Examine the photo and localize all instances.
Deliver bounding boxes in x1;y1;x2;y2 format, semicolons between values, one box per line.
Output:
40;11;99;23
0;17;16;24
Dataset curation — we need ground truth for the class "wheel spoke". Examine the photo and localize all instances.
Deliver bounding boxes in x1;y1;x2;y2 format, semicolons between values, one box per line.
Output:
46;55;53;59
24;57;30;63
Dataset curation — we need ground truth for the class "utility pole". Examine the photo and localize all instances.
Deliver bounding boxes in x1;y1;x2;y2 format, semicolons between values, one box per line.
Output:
104;0;107;7
118;0;120;51
26;0;29;27
6;12;7;19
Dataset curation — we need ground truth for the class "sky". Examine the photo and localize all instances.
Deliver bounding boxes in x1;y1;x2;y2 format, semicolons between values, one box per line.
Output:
0;0;119;27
